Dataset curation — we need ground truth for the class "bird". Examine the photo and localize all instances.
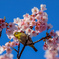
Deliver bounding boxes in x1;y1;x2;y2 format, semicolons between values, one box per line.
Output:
14;32;37;52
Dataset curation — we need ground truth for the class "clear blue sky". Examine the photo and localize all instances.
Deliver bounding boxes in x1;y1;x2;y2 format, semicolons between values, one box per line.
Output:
0;0;59;59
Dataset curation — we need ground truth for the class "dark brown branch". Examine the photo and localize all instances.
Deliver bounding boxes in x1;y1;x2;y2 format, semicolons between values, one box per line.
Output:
28;35;51;45
33;35;50;44
17;43;20;59
18;40;28;59
11;47;18;52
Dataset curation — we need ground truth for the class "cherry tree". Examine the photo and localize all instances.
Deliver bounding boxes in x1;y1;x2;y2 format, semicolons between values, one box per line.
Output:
0;4;59;59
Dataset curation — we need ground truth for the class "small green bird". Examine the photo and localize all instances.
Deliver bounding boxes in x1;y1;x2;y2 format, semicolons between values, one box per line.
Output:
14;32;37;52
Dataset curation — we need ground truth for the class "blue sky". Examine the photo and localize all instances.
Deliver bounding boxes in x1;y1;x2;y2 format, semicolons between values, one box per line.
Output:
0;0;59;59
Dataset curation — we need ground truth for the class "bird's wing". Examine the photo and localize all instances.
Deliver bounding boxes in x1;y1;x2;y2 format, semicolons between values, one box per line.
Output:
28;36;33;42
19;33;27;44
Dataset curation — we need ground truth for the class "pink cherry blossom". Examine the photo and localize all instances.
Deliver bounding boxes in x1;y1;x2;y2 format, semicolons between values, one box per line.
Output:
43;43;48;50
10;41;16;47
31;7;39;14
0;19;6;31
47;24;53;29
6;48;12;54
2;46;6;51
40;4;47;11
0;46;4;54
5;42;11;48
14;17;22;25
44;31;59;59
30;20;36;26
0;25;2;31
50;30;56;37
56;31;59;36
0;55;5;59
23;13;30;19
0;19;2;24
26;28;32;35
6;22;17;40
4;53;13;59
28;16;34;21
44;50;57;59
0;53;13;59
1;22;6;28
31;30;38;37
35;14;41;20
8;22;17;30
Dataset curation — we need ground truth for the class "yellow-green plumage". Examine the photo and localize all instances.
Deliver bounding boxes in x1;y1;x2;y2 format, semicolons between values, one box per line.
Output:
14;32;37;52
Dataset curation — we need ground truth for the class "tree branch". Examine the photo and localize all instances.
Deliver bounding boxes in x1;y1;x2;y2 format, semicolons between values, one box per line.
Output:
17;43;20;59
18;40;28;59
11;47;18;52
28;35;51;45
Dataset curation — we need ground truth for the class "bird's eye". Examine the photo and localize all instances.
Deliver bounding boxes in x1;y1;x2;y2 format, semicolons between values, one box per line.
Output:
16;32;18;34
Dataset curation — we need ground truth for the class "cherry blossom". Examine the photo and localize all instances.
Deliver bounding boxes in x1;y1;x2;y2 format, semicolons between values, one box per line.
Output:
0;19;6;31
40;4;47;11
0;46;4;54
44;31;59;59
6;48;12;54
14;17;22;25
10;41;16;47
31;7;39;15
47;24;53;29
50;30;56;37
0;53;13;59
56;31;59;36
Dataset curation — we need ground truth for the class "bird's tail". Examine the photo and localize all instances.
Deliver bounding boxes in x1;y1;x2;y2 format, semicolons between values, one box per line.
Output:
30;45;38;52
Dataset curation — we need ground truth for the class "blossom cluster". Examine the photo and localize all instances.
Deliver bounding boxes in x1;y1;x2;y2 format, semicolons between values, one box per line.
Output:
0;41;18;59
6;4;50;41
14;4;48;37
44;30;59;59
0;19;6;31
6;22;17;40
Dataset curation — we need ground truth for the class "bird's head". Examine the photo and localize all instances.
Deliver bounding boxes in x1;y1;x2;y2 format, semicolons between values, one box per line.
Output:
14;32;20;38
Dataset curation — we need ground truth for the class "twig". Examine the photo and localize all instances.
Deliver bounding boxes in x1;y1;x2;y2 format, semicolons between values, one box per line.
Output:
17;43;20;59
11;47;18;52
18;40;28;59
28;35;51;45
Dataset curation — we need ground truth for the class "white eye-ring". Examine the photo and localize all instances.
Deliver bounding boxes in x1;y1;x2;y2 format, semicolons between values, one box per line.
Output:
16;32;18;34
